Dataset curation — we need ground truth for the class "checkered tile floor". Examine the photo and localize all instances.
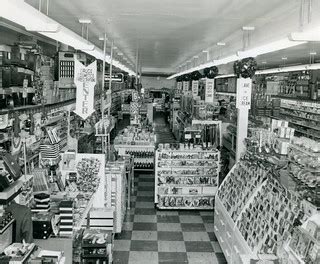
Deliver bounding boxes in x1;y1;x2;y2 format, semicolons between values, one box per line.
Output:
113;173;227;264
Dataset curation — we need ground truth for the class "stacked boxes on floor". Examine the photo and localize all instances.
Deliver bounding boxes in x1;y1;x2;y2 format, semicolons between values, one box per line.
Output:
59;200;73;237
32;213;53;239
31;193;50;213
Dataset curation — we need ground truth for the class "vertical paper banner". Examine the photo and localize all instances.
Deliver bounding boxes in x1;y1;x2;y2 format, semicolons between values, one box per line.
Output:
183;81;189;93
74;59;97;119
236;78;252;109
205;78;215;103
177;82;183;95
192;80;199;98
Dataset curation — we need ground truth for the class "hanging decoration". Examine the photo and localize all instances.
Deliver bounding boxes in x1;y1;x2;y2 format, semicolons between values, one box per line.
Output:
203;66;219;79
183;74;191;82
191;71;202;81
233;57;257;78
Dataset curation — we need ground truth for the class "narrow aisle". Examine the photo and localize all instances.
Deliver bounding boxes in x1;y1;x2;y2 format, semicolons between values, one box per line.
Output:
113;113;227;264
153;112;178;145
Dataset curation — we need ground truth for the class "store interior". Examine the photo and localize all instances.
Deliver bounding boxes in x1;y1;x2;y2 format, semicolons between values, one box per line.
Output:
0;0;320;263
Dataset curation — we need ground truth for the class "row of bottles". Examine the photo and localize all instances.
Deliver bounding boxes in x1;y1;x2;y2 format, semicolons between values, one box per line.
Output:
125;150;154;158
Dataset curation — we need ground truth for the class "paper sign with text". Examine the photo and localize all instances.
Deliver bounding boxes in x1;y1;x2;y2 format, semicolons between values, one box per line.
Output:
205;78;214;104
236;78;252;109
74;59;96;119
183;81;189;92
192;80;199;98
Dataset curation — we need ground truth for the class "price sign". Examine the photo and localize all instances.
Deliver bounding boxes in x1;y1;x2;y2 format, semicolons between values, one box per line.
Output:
192;80;199;98
183;81;189;92
205;78;214;103
185;133;192;139
236;78;252;109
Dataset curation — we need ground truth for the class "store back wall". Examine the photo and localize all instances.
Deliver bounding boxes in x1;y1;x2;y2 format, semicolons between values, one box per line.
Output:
141;75;175;90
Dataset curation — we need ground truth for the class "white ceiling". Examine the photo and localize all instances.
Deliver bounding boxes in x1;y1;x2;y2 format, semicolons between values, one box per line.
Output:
23;0;320;74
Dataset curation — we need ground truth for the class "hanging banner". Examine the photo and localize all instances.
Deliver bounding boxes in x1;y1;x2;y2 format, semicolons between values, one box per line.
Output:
74;59;96;119
192;80;199;98
205;78;215;103
183;81;189;93
236;78;252;109
177;82;183;95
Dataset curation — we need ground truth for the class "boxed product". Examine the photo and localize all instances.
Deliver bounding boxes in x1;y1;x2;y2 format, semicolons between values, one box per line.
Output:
273;138;290;155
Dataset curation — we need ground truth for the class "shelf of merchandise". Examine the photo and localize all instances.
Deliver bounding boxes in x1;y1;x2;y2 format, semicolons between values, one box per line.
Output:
215;153;307;263
105;162;127;233
0;219;15;234
0;180;23;204
155;148;220;209
114;144;155;172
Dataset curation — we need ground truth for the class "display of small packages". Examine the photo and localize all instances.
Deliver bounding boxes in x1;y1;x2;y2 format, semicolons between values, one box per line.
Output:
59;200;73;237
217;159;268;221
289;216;320;263
31;193;50;213
0;210;13;231
156;143;220;209
236;176;303;255
82;229;112;260
271;119;294;139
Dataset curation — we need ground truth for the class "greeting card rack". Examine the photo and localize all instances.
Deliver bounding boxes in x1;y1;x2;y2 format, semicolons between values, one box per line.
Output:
214;155;305;263
155;146;220;210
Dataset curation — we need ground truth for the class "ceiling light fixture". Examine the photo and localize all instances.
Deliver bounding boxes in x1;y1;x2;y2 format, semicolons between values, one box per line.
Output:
255;63;320;75
0;0;135;75
237;38;305;59
217;42;226;46
214;74;236;79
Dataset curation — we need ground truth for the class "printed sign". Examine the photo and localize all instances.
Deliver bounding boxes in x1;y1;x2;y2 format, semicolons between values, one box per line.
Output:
177;82;183;95
183;81;189;92
74;59;97;119
236;78;252;109
192;80;199;98
205;78;214;103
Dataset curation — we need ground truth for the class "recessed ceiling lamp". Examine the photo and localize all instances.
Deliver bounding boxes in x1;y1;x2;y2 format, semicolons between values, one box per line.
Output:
261;61;267;64
282;57;288;60
310;51;317;55
217;42;226;46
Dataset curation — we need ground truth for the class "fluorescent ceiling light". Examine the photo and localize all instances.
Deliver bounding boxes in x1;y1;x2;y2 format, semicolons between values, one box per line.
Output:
289;27;320;41
217;42;226;46
0;0;135;75
242;26;255;31
237;38;305;59
214;74;236;79
255;63;320;75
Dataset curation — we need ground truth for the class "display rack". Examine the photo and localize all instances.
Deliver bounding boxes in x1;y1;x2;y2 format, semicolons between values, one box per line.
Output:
215;155;304;263
155;146;220;209
105;162;127;233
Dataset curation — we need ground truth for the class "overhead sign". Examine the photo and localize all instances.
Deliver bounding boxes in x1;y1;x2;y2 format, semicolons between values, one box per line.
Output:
192;80;199;98
74;59;96;119
183;81;189;92
177;82;183;95
205;78;214;104
104;73;124;82
236;78;252;109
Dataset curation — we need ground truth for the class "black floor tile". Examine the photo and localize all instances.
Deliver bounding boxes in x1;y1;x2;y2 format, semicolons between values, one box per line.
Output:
157;215;180;223
201;215;214;223
158;252;188;263
185;241;214;252
216;252;228;263
135;208;157;215
207;232;218;241
181;223;206;232
115;230;132;240
124;213;135;223
136;196;154;202
133;222;157;231
138;186;155;191
130;240;158;251
158;231;184;241
113;251;130;264
178;210;200;215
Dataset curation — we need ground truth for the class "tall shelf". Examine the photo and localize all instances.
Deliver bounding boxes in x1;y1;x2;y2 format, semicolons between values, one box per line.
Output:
155;147;220;209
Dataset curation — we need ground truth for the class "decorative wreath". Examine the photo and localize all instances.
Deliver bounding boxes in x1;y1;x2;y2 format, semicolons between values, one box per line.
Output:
190;71;202;81
203;66;219;79
183;74;191;82
233;57;257;78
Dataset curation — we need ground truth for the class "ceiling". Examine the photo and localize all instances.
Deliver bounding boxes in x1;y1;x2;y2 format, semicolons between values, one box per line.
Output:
17;0;320;74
